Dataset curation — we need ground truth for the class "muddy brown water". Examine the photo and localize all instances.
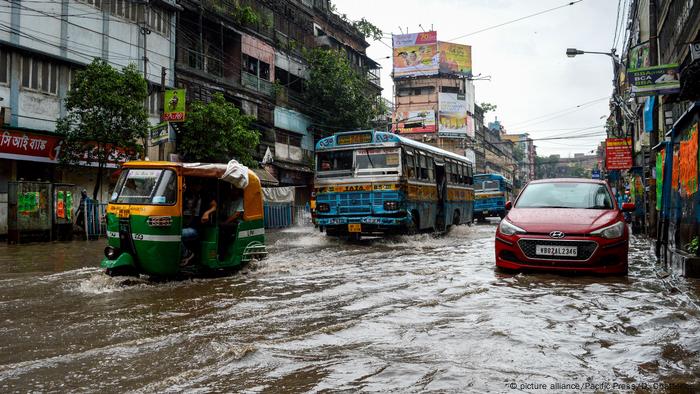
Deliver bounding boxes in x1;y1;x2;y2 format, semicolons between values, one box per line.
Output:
0;224;699;392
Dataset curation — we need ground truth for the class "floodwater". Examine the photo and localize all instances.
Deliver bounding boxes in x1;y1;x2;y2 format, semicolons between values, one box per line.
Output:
1;224;699;392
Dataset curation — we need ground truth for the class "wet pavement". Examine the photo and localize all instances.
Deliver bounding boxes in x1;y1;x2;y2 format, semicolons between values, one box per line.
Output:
1;223;699;392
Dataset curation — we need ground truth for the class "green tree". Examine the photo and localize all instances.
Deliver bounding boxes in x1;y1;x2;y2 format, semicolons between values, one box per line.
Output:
56;59;149;199
304;48;380;134
480;102;497;113
179;92;259;166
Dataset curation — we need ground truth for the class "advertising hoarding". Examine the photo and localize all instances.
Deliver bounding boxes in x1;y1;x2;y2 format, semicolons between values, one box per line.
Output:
438;42;472;77
629;64;680;97
392;31;439;78
605;138;633;170
438;93;474;138
394;110;437;133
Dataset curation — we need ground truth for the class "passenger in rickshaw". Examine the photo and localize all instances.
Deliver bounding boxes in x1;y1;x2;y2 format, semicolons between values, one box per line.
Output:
181;177;217;265
217;183;244;259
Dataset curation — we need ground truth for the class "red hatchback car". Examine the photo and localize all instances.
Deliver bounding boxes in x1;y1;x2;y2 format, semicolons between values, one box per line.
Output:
495;178;634;275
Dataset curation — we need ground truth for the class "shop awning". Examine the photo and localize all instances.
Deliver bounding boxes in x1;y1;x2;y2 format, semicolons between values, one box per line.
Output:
271;161;314;173
253;167;279;186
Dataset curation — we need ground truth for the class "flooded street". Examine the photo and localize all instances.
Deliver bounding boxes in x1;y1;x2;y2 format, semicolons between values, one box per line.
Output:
1;223;699;392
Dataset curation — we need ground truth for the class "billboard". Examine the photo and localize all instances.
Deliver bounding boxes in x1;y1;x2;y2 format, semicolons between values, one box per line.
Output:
392;31;439;78
163;89;186;122
394;110;437;133
438;93;472;138
628;42;650;70
438;42;472;77
629;64;680;97
605;138;633;170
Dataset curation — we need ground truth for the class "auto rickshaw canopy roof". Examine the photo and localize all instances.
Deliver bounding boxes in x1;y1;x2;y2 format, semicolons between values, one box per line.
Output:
121;160;264;221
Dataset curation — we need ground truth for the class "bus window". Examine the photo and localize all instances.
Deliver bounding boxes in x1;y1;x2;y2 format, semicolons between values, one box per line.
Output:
405;151;415;179
484;180;500;191
317;150;353;176
419;154;428;180
356;148;400;171
427;158;434;181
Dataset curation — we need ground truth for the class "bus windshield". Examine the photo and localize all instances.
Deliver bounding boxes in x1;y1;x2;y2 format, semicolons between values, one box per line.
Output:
317;150;353;176
474;179;501;192
317;148;400;178
356;148;400;171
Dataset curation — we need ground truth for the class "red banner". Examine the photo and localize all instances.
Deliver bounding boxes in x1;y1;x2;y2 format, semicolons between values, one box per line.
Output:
0;129;63;163
605;138;633;170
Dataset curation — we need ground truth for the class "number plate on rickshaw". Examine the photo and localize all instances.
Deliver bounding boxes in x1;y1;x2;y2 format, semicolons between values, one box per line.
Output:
118;209;130;219
348;223;361;233
536;245;577;257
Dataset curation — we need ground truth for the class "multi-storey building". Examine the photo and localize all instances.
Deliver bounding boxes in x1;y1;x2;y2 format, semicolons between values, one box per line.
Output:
0;0;179;235
174;0;381;202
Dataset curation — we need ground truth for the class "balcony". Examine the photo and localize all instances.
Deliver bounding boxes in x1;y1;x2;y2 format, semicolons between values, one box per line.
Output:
367;68;381;88
242;71;274;96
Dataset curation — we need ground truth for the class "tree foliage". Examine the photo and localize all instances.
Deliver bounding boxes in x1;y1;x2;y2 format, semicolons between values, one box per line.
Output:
352;18;383;41
480;102;497;113
304;48;380;134
56;59;149;199
535;155;560;179
179;92;259;166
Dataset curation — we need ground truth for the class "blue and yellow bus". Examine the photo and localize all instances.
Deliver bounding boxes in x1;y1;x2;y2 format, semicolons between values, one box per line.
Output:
473;173;513;221
314;130;474;239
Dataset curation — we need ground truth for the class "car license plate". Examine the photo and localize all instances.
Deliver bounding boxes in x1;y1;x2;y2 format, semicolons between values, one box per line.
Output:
348;223;361;233
536;245;577;257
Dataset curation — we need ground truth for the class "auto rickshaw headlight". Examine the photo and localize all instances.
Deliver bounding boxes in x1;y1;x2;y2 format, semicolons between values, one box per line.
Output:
147;216;173;227
104;246;120;260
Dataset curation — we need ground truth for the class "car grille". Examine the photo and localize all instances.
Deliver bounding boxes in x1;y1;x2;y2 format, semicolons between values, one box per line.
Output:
518;239;597;261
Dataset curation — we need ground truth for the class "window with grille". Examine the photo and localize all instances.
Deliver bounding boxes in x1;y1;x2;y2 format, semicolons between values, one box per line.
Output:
0;48;9;84
21;56;58;95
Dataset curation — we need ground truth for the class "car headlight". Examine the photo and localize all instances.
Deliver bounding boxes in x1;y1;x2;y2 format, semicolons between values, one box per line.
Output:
591;221;625;239
498;218;525;236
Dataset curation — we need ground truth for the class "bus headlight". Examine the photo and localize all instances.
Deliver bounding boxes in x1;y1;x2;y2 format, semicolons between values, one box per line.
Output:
383;201;400;211
317;203;330;213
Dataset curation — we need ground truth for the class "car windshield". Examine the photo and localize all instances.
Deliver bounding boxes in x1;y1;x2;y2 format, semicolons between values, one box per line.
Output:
110;169;177;205
516;182;614;209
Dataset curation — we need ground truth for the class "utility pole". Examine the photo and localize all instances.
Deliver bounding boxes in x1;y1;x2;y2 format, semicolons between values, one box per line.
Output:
648;0;659;238
160;66;166;161
140;3;151;159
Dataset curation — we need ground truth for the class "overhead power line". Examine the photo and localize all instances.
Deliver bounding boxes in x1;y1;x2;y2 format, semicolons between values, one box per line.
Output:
447;0;585;42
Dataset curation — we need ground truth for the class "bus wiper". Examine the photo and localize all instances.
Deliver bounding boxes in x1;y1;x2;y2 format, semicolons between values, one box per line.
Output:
365;149;375;169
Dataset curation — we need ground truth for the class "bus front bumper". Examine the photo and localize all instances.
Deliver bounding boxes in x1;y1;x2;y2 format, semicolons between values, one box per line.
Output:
316;215;411;233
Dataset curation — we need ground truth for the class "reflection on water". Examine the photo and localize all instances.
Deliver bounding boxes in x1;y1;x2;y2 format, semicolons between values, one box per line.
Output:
0;225;698;392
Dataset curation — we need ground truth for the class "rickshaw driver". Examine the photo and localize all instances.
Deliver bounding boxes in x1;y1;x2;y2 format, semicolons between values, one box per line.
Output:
181;178;217;265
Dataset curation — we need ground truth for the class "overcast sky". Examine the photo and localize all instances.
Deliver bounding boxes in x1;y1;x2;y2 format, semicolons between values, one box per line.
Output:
337;0;621;157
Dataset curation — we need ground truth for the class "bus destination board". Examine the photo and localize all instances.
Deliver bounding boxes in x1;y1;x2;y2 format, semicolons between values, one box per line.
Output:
337;132;372;146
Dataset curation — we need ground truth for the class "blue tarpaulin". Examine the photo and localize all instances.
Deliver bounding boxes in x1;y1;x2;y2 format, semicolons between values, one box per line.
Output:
644;96;655;132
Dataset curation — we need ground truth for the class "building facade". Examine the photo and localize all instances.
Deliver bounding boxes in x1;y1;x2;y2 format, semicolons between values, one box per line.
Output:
0;0;179;236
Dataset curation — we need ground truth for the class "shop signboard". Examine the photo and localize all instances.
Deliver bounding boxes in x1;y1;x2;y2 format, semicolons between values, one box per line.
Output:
628;42;650;69
0;129;62;163
392;31;439;78
149;123;174;146
163;89;186;122
605;138;633;170
438;41;472;77
394;110;437;134
629;64;680;97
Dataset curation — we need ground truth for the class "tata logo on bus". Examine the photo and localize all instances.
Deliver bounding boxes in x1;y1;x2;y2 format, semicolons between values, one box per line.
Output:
337;133;372;146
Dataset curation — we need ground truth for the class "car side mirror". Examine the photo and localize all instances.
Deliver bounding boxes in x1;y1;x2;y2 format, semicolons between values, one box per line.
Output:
505;201;512;210
621;202;635;212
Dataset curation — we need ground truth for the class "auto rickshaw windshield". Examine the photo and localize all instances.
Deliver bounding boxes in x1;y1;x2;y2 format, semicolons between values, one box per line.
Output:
111;168;178;205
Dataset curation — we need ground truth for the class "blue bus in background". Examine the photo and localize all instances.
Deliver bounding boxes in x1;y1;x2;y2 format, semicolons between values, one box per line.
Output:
473;173;513;221
314;130;474;239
